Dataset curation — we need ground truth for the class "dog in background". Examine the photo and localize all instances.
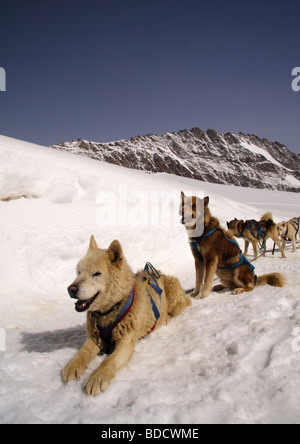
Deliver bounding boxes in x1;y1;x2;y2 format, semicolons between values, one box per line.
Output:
226;214;286;259
180;193;285;299
277;217;300;253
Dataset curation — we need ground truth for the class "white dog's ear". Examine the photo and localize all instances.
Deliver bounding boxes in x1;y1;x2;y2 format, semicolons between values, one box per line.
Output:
89;235;98;251
107;240;123;265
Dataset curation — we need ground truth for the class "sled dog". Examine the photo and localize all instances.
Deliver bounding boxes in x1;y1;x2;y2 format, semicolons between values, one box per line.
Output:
226;214;286;259
180;193;285;299
277;217;300;253
62;236;191;396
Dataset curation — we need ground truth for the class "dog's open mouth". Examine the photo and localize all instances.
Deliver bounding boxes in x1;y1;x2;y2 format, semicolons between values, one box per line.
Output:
75;292;99;313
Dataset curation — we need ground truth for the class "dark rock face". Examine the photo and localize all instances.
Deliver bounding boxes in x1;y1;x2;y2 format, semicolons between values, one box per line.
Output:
51;128;300;192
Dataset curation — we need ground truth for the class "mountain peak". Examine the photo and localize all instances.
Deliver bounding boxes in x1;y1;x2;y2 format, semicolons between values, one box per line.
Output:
51;128;300;192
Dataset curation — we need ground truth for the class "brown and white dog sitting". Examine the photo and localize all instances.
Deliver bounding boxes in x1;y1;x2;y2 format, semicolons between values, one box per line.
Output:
180;193;285;299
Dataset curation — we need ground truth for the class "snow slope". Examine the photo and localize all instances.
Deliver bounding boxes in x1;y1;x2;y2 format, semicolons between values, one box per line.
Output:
0;135;300;424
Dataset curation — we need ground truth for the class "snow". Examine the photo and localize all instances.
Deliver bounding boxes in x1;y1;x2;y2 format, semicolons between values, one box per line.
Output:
1;134;300;424
240;141;300;190
285;174;300;188
240;140;289;170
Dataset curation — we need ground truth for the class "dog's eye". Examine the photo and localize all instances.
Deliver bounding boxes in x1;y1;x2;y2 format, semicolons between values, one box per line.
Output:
93;272;101;277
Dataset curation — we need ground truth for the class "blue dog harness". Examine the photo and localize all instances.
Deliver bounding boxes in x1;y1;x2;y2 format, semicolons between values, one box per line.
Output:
241;220;265;250
284;218;300;241
191;228;257;282
91;288;135;344
90;263;163;346
141;262;163;337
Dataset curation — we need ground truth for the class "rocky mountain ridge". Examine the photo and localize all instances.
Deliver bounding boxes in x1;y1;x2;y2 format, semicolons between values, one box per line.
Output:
51;128;300;192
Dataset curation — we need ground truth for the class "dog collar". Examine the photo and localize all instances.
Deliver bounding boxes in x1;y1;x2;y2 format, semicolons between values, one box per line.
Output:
95;298;124;316
90;288;135;345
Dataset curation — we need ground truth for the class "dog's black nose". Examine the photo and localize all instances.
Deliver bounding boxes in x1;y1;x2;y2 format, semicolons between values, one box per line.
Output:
68;285;79;299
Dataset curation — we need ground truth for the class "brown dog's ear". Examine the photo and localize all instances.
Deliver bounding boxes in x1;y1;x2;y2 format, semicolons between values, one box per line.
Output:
107;240;123;265
181;191;185;203
89;235;98;251
204;196;209;208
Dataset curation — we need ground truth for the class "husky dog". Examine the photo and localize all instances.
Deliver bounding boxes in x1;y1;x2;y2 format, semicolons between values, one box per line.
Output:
277;217;300;253
226;214;286;259
62;236;191;396
180;193;285;299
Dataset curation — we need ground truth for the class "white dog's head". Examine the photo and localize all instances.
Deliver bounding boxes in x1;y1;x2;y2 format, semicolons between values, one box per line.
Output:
277;221;287;237
67;236;131;314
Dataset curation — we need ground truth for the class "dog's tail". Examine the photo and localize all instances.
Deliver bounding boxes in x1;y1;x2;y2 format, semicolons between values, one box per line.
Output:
261;212;273;222
256;273;286;288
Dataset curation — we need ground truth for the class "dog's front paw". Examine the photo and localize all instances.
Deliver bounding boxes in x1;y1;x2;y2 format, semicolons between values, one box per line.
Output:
164;314;171;324
231;287;245;295
62;358;87;383
195;292;208;299
84;366;115;396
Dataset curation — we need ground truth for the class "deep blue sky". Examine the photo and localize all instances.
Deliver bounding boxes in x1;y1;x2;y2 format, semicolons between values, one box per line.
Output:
0;0;299;152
